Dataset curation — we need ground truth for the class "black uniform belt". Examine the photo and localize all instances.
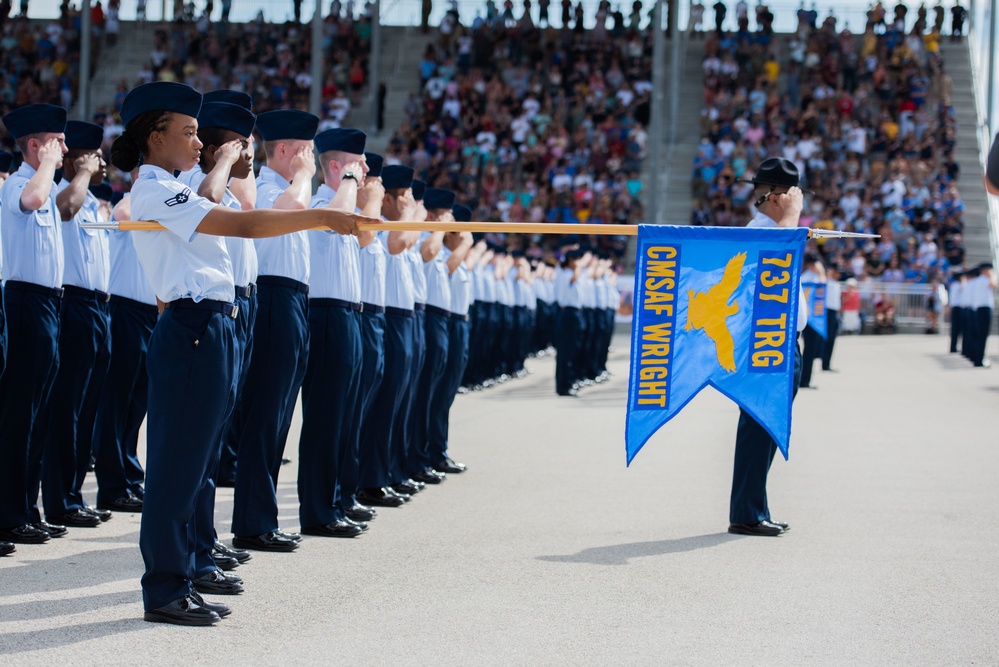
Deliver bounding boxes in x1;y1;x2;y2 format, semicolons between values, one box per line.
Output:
426;304;450;318
362;302;386;314
63;285;111;303
562;306;580;311
450;312;470;322
5;280;63;299
413;302;426;312
256;275;309;295
385;306;414;318
110;294;159;316
311;298;362;312
169;298;239;319
234;283;257;298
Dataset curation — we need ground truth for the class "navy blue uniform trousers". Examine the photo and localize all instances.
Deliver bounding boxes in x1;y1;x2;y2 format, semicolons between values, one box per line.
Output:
950;306;963;353
0;285;60;530
299;303;361;528
41;291;112;516
821;309;840;370
554;306;584;395
231;281;309;537
140;307;236;611
362;311;413;489
429;316;470;464
730;340;802;525
399;309;426;480
94;296;156;504
356;311;386;489
413;310;449;471
799;324;822;387
217;291;257;482
0;286;6;378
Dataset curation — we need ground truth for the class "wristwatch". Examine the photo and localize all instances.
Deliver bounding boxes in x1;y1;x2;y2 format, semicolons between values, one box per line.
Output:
343;171;358;183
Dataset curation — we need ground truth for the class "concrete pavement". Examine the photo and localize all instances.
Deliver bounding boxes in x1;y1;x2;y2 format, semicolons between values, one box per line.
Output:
1;332;997;664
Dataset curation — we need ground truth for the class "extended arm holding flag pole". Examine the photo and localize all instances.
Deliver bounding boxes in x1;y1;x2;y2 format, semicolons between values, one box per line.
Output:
80;220;880;239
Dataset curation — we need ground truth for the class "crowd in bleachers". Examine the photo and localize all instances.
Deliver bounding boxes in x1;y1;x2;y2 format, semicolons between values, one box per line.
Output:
385;0;650;261
691;1;972;284
0;11;84;137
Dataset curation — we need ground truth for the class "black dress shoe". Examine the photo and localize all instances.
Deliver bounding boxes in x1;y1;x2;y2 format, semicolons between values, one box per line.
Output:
0;524;50;544
211;550;240;571
144;595;221;626
0;542;14;556
190;591;231;618
770;520;789;531
232;531;299;552
345;504;377;522
97;495;143;513
385;487;411;503
193;569;244;595
47;509;100;528
82;506;113;522
214;540;252;564
344;517;369;532
412;468;445;484
392;480;421;495
728;520;786;537
434;456;467;474
301;519;364;538
275;529;302;542
34;520;67;538
356;488;406;507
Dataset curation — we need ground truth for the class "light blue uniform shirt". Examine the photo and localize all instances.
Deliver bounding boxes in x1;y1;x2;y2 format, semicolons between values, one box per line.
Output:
447;249;472;316
308;183;361;302
130;165;234;303
555;267;582;307
255;165;309;284
56;179;109;291
579;273;596;308
522;280;537;310
408;240;428;305
180;168;258;287
359;235;387;307
604;280;619;311
479;266;498;303
748;210;808;332
109;230;157;305
379;231;415;310
423;245;451;311
0;162;64;288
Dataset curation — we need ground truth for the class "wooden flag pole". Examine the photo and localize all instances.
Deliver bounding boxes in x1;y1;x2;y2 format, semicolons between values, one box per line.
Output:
83;221;879;239
107;220;641;235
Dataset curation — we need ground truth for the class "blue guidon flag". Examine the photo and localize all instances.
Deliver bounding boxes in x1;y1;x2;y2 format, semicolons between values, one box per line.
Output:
625;225;809;465
801;282;828;339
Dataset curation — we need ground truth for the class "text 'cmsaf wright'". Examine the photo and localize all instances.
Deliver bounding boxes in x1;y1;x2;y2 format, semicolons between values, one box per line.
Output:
625;225;809;465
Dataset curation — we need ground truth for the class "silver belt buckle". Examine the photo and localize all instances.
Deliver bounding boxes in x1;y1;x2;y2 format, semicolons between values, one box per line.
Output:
229;304;239;319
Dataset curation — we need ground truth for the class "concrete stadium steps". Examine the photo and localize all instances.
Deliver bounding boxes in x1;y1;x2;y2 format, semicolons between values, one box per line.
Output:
76;21;164;118
358;26;437;152
938;41;992;268
660;37;707;227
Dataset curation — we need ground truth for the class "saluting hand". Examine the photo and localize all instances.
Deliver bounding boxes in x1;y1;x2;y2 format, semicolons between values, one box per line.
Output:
74;152;103;175
773;186;804;227
213;139;244;165
359;176;384;202
290;145;316;178
38;137;65;167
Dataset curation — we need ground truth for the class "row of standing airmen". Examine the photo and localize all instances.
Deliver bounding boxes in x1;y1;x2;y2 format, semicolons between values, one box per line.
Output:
0;82;617;625
947;262;995;367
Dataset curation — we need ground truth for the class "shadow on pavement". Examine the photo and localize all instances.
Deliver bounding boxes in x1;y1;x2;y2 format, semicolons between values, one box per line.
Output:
0;548;140;597
0;590;137;622
536;533;743;565
0;618;147;654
